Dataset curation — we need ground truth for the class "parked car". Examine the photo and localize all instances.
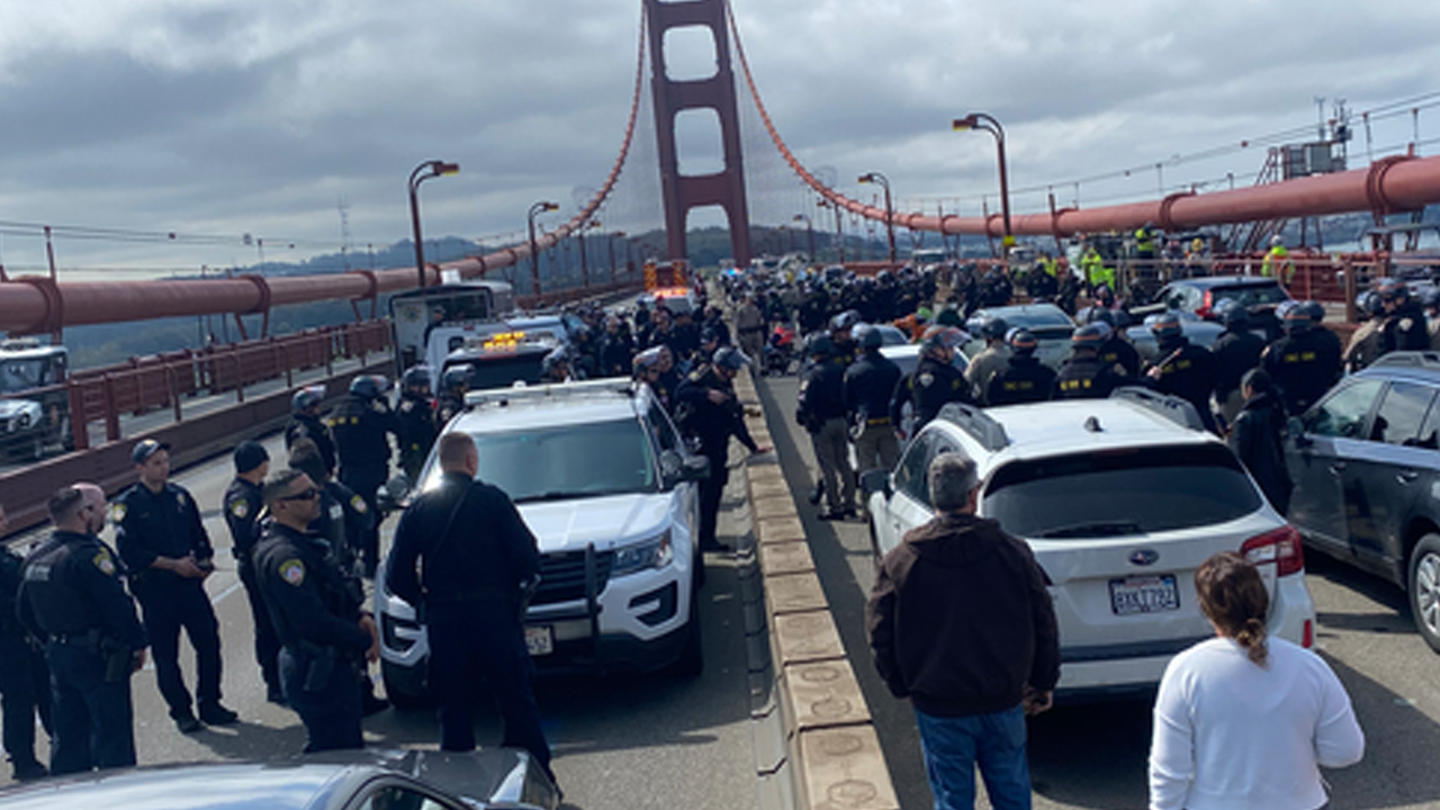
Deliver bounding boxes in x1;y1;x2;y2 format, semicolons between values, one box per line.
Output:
377;378;708;706
0;338;73;460
964;304;1076;370
1284;351;1440;651
1154;276;1291;341
0;748;559;810
862;389;1316;698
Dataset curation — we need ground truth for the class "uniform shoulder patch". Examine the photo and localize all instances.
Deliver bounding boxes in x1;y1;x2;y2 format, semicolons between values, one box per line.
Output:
230;499;250;519
350;494;368;514
111;503;127;523
400;401;414;413
279;558;306;587
918;372;934;388
92;548;117;576
176;492;188;510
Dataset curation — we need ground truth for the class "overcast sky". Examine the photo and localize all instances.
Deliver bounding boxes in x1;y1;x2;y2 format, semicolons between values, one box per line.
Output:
1;0;1439;277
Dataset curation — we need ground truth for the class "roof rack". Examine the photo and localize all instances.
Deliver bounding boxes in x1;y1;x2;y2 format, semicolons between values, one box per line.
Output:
1369;351;1440;370
463;377;635;409
1109;386;1206;431
937;402;1010;451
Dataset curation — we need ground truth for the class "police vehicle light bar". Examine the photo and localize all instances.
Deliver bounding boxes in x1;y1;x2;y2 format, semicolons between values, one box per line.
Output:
463;376;637;408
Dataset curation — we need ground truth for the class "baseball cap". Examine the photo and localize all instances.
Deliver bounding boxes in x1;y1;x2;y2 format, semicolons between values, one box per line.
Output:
132;439;171;465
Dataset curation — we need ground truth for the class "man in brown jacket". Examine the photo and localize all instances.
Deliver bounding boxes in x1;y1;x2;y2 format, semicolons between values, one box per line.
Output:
866;453;1059;810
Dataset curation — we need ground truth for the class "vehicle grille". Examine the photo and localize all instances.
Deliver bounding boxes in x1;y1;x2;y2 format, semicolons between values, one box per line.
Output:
534;549;615;606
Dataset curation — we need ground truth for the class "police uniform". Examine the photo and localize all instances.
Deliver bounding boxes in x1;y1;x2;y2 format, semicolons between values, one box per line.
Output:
796;356;854;515
1263;330;1341;416
676;364;760;550
222;475;282;702
395;390;438;481
892;356;974;432
17;531;146;775
1211;328;1266;425
1053;355;1123;400
1381;299;1431;355
1150;337;1221;433
1099;335;1141;378
844;349;902;472
285;413;336;476
254;521;370;752
329;392;400;576
0;547;51;779
385;471;551;776
113;481;227;727
987;353;1058;406
436;391;466;426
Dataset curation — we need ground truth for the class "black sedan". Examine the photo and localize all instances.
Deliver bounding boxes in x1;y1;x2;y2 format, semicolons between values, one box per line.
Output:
1154;275;1291;341
0;749;559;810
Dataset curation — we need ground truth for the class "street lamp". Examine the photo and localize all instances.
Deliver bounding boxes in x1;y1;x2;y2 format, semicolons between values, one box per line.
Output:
858;172;896;266
793;213;815;261
528;200;559;296
953;113;1012;249
409;159;460;289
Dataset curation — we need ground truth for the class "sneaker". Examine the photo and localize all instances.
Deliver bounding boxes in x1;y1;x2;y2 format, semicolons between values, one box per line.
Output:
807;481;825;505
198;703;239;726
174;711;202;734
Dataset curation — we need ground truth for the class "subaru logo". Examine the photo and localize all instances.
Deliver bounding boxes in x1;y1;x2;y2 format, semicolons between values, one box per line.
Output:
1129;549;1160;567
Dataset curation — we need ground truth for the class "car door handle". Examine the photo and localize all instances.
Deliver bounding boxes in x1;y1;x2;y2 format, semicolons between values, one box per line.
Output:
1328;462;1346;474
1398;470;1421;484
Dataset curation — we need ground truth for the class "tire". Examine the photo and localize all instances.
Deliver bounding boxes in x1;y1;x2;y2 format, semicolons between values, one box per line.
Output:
1409;534;1440;654
671;592;704;677
381;662;431;710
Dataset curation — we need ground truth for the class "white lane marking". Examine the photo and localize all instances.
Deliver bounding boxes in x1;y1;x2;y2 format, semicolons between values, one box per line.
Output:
213;578;244;605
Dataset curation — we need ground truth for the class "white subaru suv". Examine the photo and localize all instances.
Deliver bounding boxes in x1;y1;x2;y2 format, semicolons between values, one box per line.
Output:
862;388;1316;699
376;378;708;706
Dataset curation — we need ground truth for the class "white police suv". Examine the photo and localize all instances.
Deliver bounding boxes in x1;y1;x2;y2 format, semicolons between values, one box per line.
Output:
377;378;707;705
863;388;1316;698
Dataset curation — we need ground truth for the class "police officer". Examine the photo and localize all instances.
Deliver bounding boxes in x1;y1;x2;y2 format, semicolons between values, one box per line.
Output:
1211;302;1266;427
384;433;554;780
222;441;282;704
1344;292;1387;373
1379;279;1430;355
254;470;377;753
114;439;236;733
0;503;52;780
396;366;438;482
796;335;855;520
892;326;973;434
987;328;1057;406
436;365;471;426
18;484;146;775
1087;308;1141;378
844;324;902;473
1053;325;1124;400
330;375;400;577
964;316;1010;403
1264;301;1342;416
1146;311;1221;433
675;348;769;552
829;310;861;368
285;385;336;476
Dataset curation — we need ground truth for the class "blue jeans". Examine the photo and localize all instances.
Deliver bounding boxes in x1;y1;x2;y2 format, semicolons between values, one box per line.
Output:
914;704;1031;810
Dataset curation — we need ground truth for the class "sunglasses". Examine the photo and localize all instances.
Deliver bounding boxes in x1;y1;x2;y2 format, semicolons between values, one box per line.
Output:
280;487;321;502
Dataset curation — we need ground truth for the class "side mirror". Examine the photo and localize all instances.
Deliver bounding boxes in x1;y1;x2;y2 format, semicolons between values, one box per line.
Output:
859;468;892;499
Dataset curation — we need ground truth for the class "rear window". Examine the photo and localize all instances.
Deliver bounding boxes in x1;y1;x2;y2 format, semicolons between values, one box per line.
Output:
983;444;1261;538
1211;283;1290;308
446;353;548;392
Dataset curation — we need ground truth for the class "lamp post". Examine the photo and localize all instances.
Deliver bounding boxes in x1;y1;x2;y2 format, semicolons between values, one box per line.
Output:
858;172;896;266
952;113;1012;250
793;214;815;261
527;200;559;296
409;159;460;289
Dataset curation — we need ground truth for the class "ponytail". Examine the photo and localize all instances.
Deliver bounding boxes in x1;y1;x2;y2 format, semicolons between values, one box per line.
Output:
1196;552;1271;669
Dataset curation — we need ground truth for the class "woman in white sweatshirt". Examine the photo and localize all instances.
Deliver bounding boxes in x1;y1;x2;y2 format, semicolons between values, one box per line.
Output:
1149;551;1365;810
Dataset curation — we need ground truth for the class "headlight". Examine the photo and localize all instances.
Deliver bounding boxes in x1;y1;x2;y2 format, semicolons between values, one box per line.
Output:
611;529;673;577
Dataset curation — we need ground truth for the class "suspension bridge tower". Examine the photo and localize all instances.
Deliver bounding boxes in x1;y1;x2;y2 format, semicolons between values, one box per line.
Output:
644;0;753;269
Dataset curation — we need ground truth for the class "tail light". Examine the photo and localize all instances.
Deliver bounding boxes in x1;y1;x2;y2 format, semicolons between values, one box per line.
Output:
1241;524;1305;576
1195;291;1214;320
1302;619;1314;649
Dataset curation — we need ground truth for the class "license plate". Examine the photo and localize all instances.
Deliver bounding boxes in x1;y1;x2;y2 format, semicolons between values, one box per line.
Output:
525;626;553;657
1108;575;1180;616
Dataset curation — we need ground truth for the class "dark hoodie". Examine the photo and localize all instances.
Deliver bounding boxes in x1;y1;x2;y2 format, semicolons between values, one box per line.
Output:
866;512;1059;718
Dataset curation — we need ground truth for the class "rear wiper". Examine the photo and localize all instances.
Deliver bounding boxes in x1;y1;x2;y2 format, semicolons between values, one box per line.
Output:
1034;521;1142;539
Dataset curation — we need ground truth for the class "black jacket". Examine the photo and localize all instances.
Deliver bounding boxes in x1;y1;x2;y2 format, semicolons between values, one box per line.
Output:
674;365;758;459
254;522;370;653
1053;354;1123;400
113;482;213;584
222;477;264;565
329;394;399;470
987;354;1057;407
285;413;337;475
1227;391;1293;515
1380;300;1430;355
1211;329;1266;402
844;349;902;426
796;358;847;433
18;531;146;650
866;513;1059;717
892;356;973;430
395;392;437;463
1151;337;1220;432
1264;329;1342;415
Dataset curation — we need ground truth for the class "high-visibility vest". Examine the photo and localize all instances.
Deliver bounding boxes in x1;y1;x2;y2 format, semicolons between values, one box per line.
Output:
1135;228;1156;255
1262;245;1292;281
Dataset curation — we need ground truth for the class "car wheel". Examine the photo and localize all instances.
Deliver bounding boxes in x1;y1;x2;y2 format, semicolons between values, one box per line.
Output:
1409;534;1440;654
671;592;704;677
381;662;431;710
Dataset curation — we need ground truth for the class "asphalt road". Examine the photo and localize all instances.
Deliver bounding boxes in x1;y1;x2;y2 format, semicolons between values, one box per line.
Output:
755;370;1440;810
6;432;762;810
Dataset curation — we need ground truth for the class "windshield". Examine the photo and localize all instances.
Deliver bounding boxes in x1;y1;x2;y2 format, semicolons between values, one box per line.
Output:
447;353;548;392
983;444;1261;538
448;419;658;502
0;359;47;394
1212;283;1290;308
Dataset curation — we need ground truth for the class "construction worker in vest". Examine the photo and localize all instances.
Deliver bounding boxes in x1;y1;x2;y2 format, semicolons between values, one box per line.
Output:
1134;223;1158;281
1261;235;1294;285
1080;244;1105;290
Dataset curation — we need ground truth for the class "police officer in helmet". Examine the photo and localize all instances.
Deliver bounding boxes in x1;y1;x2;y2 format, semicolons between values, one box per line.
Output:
1145;310;1221;433
19;484;147;774
1053;325;1124;400
988;328;1057;406
844;324;902;473
285;386;336;477
829;310;862;369
114;439;237;733
1264;300;1342;415
1211;301;1266;427
893;326;973;435
1087;307;1140;378
329;375;400;578
254;470;378;752
965;316;1010;404
1378;278;1430;355
437;365;471;426
221;441;283;704
395;366;437;483
796;334;854;520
